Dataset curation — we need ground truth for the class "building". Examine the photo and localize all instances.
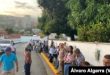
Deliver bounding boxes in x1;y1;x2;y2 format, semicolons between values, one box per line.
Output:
0;28;7;39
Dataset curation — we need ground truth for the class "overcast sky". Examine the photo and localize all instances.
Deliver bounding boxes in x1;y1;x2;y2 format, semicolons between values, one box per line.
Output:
0;0;42;17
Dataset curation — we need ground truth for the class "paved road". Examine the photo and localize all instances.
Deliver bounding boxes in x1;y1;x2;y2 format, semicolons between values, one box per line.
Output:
16;43;48;75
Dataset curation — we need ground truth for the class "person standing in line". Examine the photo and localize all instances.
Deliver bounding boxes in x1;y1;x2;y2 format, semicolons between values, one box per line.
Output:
63;42;68;58
0;47;18;75
103;54;110;66
58;43;65;75
44;41;48;53
49;45;56;63
64;46;76;75
80;61;91;66
24;48;32;75
74;48;85;66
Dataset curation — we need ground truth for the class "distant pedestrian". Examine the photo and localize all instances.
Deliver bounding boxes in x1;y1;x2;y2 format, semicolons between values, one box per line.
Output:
26;43;33;52
10;45;16;54
44;41;48;53
49;45;56;63
0;47;18;75
24;48;32;75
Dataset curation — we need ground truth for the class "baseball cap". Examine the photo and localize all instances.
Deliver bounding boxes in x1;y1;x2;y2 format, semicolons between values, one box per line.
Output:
5;47;12;52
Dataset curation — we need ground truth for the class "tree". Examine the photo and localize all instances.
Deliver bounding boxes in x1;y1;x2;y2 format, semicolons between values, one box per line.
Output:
37;0;75;39
5;28;15;34
37;0;110;42
67;0;110;42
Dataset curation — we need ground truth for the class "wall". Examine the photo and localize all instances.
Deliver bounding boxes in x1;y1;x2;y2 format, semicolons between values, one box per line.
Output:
49;40;110;66
20;36;32;43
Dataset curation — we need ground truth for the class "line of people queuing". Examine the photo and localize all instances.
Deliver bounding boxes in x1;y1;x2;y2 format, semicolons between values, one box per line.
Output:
0;39;110;75
30;40;48;53
48;41;110;75
26;40;110;75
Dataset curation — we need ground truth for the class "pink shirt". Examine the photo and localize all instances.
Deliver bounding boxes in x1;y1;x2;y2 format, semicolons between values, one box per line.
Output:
64;53;75;64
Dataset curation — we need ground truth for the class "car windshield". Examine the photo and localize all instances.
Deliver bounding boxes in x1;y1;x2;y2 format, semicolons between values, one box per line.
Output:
0;40;11;44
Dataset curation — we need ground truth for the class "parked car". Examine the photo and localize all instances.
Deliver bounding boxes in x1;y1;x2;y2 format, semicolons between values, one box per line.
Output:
0;39;16;55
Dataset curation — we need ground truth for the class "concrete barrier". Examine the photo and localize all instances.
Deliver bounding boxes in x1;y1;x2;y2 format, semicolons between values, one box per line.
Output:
49;40;110;66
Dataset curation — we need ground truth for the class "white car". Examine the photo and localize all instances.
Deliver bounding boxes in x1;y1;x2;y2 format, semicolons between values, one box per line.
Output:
0;39;16;54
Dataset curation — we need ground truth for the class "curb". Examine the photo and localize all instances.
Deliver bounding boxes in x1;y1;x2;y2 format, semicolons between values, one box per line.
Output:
41;53;60;75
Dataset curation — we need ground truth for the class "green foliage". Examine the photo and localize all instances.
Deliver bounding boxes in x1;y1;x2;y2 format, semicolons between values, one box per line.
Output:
67;0;110;27
67;0;110;42
37;0;74;38
78;24;110;42
5;28;15;34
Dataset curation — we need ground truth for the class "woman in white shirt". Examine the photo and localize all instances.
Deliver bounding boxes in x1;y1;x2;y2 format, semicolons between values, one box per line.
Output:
49;45;56;63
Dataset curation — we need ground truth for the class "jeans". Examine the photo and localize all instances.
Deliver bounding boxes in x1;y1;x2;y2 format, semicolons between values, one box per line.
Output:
64;64;71;75
24;63;31;75
58;61;64;75
49;54;53;63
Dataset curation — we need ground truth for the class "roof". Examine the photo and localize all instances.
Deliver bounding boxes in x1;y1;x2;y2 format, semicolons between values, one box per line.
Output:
5;34;21;39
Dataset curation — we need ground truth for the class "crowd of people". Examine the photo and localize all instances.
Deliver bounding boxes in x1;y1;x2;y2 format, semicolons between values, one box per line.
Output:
24;40;110;75
30;40;48;53
47;41;86;75
0;40;110;75
0;41;33;75
47;40;110;75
